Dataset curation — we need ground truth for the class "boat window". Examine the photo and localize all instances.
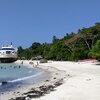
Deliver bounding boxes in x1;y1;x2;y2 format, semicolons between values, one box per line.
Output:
6;51;11;54
1;48;15;50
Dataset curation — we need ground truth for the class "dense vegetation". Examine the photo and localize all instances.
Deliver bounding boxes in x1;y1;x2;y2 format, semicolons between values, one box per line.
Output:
18;23;100;61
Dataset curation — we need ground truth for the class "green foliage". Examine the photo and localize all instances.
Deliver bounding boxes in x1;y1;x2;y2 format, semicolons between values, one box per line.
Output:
89;40;100;61
18;23;100;61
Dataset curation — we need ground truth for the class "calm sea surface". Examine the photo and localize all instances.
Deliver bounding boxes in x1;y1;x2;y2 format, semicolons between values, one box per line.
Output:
0;63;49;92
0;63;41;82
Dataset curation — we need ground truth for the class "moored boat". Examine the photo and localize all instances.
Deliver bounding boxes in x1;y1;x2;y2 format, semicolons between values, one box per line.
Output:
0;44;18;63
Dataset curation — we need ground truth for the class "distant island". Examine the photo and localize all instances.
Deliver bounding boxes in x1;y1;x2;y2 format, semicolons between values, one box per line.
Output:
18;23;100;61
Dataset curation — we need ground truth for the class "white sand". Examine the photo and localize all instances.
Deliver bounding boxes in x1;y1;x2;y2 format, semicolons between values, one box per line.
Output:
0;60;100;100
32;61;100;100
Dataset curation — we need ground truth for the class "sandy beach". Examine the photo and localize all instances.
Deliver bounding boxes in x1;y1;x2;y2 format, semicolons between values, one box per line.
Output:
31;61;100;100
0;60;67;100
0;60;100;100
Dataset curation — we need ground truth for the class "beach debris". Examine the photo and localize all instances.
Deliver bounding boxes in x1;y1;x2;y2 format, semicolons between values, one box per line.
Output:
53;77;56;79
11;77;64;100
13;97;25;100
24;89;44;98
23;80;62;98
25;96;31;100
9;67;65;100
9;96;30;100
10;79;63;100
86;78;91;81
9;98;15;100
54;79;63;87
45;79;49;82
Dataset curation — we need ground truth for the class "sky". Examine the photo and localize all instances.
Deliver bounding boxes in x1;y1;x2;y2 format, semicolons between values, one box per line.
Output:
0;0;100;48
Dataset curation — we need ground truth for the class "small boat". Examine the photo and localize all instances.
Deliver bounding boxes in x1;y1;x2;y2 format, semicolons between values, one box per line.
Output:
0;43;18;63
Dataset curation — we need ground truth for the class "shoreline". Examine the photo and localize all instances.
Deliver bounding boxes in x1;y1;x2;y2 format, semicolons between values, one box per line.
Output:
0;60;67;100
1;60;99;100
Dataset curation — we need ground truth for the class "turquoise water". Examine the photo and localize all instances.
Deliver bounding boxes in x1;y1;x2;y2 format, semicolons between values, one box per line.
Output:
0;63;41;82
0;63;49;92
0;63;49;94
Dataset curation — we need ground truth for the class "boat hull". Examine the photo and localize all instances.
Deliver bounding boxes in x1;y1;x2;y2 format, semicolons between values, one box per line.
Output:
0;58;17;63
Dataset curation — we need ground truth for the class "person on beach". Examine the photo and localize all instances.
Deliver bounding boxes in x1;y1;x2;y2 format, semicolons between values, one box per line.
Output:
37;61;39;66
21;61;23;64
19;65;21;68
32;62;34;67
1;66;3;69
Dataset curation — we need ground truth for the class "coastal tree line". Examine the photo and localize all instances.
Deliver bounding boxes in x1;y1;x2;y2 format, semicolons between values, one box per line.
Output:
18;23;100;61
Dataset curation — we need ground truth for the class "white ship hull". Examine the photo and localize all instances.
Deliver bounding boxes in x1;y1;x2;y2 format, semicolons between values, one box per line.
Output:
0;58;17;63
0;44;18;63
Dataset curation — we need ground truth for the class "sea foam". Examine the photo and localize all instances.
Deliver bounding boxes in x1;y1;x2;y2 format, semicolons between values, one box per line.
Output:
8;71;44;83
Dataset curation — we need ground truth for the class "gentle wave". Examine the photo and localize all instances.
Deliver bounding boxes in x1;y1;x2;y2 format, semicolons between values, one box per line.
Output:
8;71;44;83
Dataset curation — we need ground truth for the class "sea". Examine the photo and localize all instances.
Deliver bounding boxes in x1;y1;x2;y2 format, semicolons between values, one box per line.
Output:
0;63;50;92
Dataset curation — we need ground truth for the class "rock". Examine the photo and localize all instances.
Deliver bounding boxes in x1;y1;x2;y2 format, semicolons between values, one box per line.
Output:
40;59;48;63
29;62;33;64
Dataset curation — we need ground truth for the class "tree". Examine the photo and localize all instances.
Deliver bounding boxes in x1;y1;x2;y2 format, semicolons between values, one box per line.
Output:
18;46;24;58
95;22;100;25
52;35;58;43
89;40;100;61
31;42;41;49
17;23;100;61
79;27;100;50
